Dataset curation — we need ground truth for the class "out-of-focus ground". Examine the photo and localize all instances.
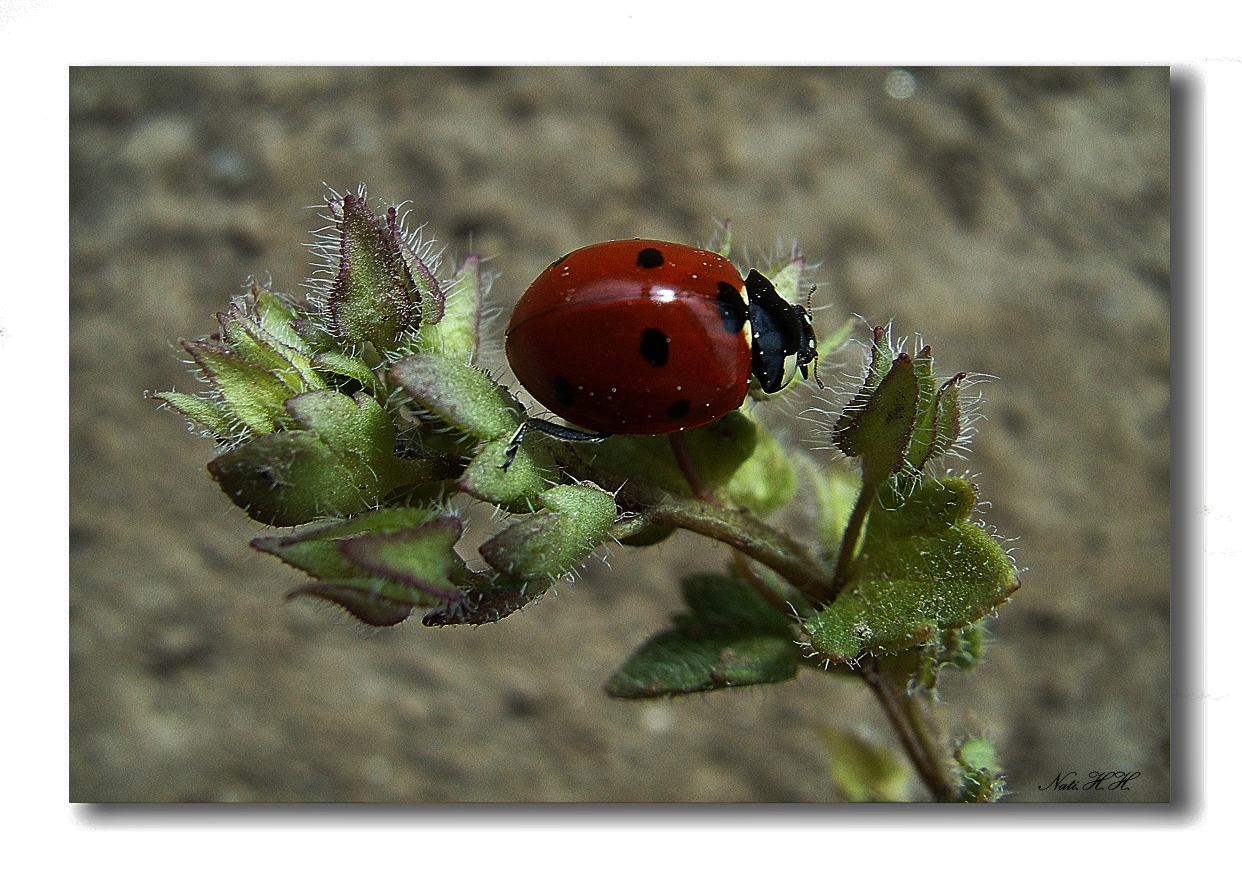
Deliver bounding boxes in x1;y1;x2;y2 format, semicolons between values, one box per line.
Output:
70;67;1169;802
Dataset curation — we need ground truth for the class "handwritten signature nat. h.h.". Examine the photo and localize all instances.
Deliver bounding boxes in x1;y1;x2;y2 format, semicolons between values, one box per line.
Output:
1038;771;1141;792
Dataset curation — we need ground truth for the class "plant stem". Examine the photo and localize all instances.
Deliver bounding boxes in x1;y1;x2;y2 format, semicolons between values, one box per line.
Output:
730;552;816;618
668;431;714;502
556;445;832;603
811;475;878;605
860;658;958;802
649;494;828;600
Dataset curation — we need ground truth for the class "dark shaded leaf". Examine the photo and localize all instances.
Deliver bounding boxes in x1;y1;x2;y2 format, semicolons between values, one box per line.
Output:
287;582;417;627
606;574;799;698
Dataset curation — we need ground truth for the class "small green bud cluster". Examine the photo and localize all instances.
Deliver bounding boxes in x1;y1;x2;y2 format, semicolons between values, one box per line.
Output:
155;190;616;626
802;326;1018;665
955;737;1007;802
831;324;968;484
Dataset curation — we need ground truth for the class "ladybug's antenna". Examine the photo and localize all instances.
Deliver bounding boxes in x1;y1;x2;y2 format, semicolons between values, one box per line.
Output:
803;284;826;390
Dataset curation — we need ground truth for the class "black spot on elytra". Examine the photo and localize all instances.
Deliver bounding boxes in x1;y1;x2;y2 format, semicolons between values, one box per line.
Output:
553;376;576;406
640;328;669;367
716;282;746;334
666;399;691;419
636;247;664;269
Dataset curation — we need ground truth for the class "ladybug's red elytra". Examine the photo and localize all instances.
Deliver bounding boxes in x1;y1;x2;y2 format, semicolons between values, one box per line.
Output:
505;239;818;438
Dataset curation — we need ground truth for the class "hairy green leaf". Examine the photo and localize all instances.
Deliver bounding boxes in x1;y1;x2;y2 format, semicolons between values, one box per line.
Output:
804;477;1019;664
584;411;761;499
390;353;522;441
416;254;482;363
460;438;556;512
478;483;617;582
182;340;294;434
207;430;378;526
326;193;415;350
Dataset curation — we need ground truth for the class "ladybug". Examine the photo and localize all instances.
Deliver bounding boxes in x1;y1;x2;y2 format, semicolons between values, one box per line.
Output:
505;238;818;441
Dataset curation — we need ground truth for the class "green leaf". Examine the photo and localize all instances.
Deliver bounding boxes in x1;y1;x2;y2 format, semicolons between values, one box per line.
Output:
957;736;999;773
387;208;446;326
605;573;800;698
904;346;967;473
580;435;686;496
290;316;337;354
206;392;432;528
257;508;465;627
803;477;1020;664
929;373;966;461
285;390;392;461
679;573;792;636
338;517;466;604
768;255;805;308
724;417;796;516
249;284;311;353
285;581;421;627
903;346;940;472
326;193;415;350
817;723;913;802
311;349;381;396
219;311;325;394
150;390;235;438
182;340;295;434
389;353;522;441
252;506;443;580
941;622;986;672
955;736;1006;802
540;482;618;537
459;437;556;512
683;411;760;487
285;389;431;497
426;494;651;620
416;254;482;363
207;430;380;526
605;628;799;699
616;521;677;547
880;620;989;691
832;351;919;484
421;567;550;627
798;456;860;552
859;324;896;393
478;483;617;582
584;411;760;498
923;622;987;687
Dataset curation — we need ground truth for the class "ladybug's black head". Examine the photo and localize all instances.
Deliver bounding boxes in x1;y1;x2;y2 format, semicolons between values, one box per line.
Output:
743;269;818;394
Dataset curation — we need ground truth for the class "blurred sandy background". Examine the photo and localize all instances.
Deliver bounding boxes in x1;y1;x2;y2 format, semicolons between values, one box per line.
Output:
69;67;1169;802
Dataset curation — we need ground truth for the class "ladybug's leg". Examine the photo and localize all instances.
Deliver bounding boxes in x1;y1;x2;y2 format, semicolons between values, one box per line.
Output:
501;421;530;470
526;418;612;443
500;419;611;470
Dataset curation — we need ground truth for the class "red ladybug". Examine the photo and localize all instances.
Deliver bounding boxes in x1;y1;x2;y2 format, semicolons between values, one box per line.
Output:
505;239;817;438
